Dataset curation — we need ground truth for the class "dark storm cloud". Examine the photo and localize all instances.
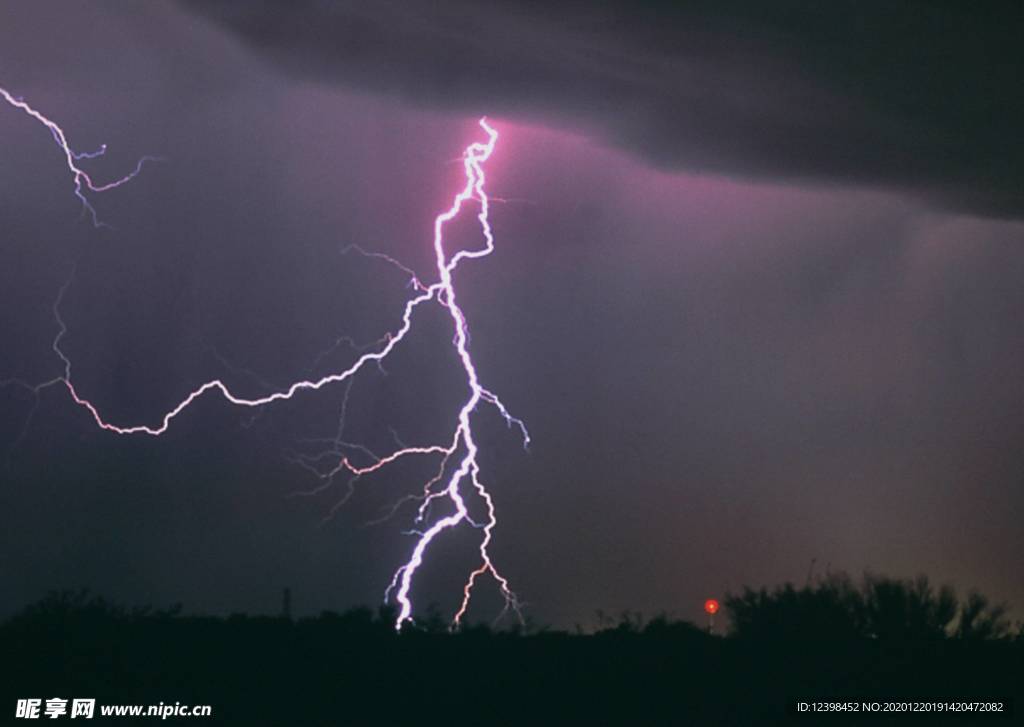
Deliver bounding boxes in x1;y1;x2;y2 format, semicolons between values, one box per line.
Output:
179;0;1024;218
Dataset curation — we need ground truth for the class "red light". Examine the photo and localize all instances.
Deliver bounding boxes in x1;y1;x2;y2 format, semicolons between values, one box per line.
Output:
704;598;719;615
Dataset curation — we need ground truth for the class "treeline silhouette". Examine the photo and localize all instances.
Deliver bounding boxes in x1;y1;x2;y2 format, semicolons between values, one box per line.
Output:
2;572;1019;725
728;572;1015;642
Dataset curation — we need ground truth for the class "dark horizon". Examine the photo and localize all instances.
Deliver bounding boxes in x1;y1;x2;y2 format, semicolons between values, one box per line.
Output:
4;572;1019;723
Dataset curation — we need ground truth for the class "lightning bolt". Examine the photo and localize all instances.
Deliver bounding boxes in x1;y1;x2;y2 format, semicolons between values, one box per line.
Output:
4;87;528;630
1;85;157;227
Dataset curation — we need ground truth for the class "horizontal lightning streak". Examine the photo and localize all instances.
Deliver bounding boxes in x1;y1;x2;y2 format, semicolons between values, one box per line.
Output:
3;88;526;629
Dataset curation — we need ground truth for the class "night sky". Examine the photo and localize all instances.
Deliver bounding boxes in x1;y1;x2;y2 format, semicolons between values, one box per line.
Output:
2;1;1022;629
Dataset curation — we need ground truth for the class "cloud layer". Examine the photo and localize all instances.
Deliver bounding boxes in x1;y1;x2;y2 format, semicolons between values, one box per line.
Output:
182;0;1024;218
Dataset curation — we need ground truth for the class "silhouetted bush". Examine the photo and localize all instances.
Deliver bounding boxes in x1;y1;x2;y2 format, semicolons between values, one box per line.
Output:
725;571;1011;642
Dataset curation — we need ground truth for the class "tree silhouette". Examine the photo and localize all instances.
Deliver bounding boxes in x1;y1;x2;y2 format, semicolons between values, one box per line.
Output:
955;591;1012;641
725;571;1010;642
